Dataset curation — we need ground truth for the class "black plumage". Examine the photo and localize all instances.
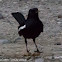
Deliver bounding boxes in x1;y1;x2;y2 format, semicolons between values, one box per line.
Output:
11;8;43;53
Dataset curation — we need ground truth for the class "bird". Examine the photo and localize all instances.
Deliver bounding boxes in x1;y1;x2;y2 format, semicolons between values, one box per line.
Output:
11;8;43;53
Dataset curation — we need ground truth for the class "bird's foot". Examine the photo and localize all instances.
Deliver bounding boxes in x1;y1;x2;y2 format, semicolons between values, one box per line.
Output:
23;52;31;56
27;50;29;53
34;49;42;53
23;50;31;56
26;50;31;55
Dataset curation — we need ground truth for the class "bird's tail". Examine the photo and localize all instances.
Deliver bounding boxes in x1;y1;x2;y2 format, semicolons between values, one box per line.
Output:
11;12;25;25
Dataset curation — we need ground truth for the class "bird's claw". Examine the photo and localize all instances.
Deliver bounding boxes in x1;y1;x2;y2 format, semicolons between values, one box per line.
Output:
27;50;30;53
34;50;42;53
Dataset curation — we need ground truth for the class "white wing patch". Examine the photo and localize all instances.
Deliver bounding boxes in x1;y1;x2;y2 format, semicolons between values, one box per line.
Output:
18;25;26;31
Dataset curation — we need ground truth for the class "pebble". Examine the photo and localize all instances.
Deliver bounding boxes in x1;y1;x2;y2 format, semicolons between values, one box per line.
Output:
35;58;44;62
0;14;4;19
54;42;61;45
58;15;62;18
0;39;10;44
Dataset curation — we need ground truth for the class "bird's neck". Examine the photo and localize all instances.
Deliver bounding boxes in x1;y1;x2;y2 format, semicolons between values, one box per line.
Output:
27;16;39;20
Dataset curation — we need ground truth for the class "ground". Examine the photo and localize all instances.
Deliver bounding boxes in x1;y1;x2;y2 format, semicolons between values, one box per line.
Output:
0;0;62;62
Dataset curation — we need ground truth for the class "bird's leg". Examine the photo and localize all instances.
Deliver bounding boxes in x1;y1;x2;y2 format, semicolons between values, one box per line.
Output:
25;38;29;53
33;38;41;53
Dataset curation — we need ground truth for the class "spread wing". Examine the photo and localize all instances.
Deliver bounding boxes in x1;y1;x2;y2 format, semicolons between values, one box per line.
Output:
11;12;25;25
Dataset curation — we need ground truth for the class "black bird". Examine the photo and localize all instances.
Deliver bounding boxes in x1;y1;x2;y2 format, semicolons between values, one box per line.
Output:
11;8;43;53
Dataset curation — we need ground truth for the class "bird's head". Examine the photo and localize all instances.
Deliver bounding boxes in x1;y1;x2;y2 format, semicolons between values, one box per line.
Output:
27;8;39;19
